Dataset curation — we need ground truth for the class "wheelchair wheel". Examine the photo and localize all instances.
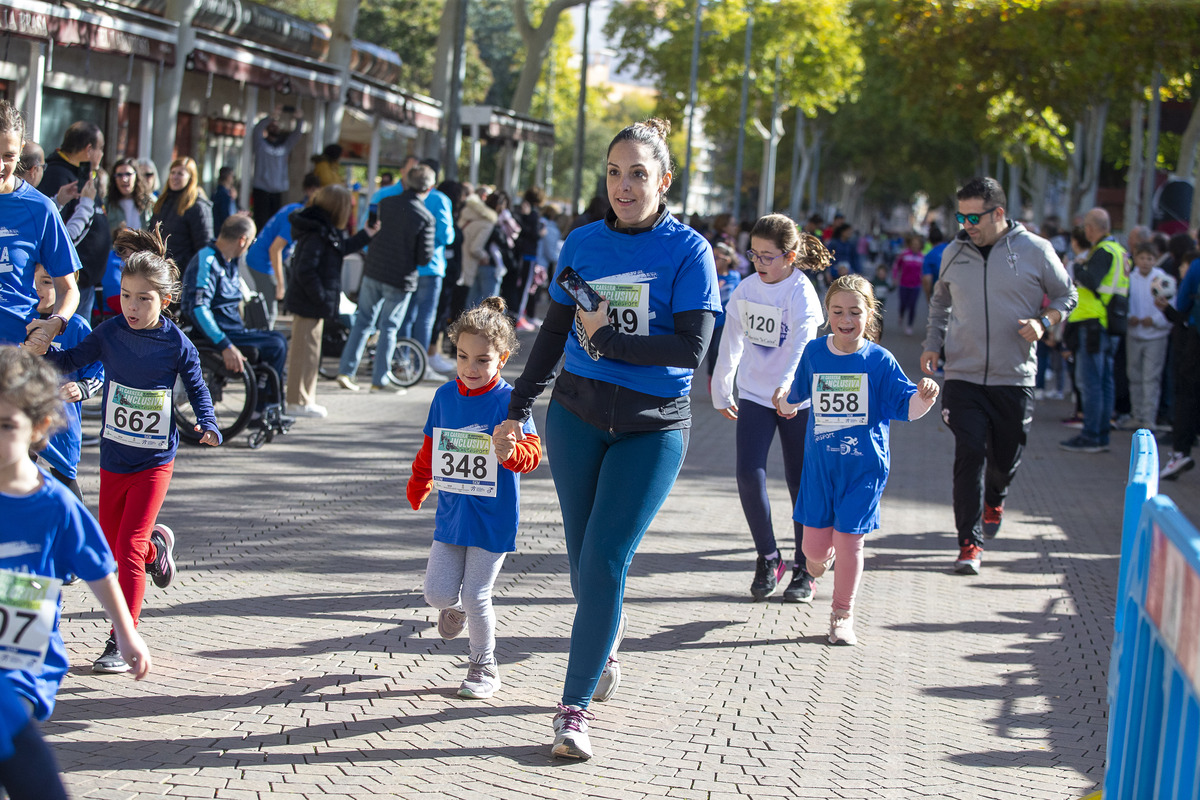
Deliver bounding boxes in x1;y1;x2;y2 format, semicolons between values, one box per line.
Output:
174;351;257;443
389;337;428;388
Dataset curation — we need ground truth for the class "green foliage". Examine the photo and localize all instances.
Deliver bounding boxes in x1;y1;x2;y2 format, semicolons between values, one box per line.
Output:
473;0;526;107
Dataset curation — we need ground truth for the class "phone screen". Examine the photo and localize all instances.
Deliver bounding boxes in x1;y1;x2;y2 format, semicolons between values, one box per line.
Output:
77;161;92;191
556;267;603;312
282;104;296;114
367;204;378;227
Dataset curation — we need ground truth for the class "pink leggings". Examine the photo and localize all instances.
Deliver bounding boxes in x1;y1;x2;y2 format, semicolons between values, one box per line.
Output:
802;527;866;613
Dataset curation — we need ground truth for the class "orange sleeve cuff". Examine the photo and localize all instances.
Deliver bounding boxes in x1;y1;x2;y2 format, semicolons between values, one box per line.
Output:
407;434;434;509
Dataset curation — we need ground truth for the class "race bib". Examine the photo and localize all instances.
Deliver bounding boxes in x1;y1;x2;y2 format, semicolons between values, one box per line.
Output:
812;373;869;430
741;301;782;347
104;382;171;449
0;570;61;672
433;428;499;498
592;281;649;336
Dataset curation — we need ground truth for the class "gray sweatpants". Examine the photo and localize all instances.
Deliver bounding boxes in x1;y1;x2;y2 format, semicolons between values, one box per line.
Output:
423;540;507;663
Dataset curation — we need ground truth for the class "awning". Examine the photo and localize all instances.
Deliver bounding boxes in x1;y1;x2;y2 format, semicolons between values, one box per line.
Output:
338;106;416;166
188;31;342;101
460;105;554;147
346;80;441;132
0;0;176;65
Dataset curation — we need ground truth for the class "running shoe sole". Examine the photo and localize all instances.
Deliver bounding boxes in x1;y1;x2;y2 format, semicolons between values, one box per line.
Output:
551;737;592;760
438;607;467;640
150;524;176;589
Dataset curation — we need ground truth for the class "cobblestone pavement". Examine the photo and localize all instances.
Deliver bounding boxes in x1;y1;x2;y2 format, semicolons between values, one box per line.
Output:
45;303;1200;799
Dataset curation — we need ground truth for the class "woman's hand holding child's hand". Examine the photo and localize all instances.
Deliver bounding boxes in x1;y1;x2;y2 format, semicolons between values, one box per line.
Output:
60;382;83;403
774;393;799;419
493;425;518;462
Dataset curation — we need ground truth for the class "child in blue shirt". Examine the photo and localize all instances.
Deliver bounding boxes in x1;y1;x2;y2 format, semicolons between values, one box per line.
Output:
44;227;220;675
777;274;939;646
408;297;542;699
0;346;150;728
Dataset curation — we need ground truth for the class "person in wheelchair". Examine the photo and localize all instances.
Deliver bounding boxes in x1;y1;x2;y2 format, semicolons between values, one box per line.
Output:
180;215;288;412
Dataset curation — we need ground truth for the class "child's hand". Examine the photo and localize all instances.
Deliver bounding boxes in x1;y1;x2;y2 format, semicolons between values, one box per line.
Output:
115;628;152;680
493;425;518;462
196;426;220;446
60;381;83;403
917;378;940;402
774;395;799;419
718;404;738;421
406;475;432;510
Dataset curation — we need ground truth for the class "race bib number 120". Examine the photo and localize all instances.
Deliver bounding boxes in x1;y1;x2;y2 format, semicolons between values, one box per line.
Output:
812;373;869;430
741;301;782;347
104;381;171;449
433;428;498;497
0;570;61;672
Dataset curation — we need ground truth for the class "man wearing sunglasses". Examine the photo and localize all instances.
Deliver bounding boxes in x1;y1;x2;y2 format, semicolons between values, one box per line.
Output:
921;177;1076;576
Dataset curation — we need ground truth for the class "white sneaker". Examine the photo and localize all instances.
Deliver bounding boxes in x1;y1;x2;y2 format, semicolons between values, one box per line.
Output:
335;374;360;391
551;704;595;760
1161;452;1195;481
428;353;457;373
829;611;857;646
593;612;627;703
422;368;449;384
438;606;466;640
285;403;327;418
457;657;501;699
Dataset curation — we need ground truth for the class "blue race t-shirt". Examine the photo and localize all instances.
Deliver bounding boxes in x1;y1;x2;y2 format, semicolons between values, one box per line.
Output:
548;214;720;398
44;315;219;473
245;202;304;275
923;242;949;282
788;337;917;534
0;180;82;345
39;314;103;480
0;470;115;720
422;378;537;553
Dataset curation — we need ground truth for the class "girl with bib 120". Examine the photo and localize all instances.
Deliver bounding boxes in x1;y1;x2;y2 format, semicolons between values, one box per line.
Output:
44;226;220;673
712;213;830;604
407;297;541;700
776;274;939;646
496;118;720;761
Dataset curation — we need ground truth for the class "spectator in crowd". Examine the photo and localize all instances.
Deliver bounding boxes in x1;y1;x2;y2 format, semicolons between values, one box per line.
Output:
398;158;456;376
921;223;947;302
136;158;159;200
107;157;154;234
335;164;435;392
250;104;305;229
17;141;44;187
311;144;344;187
457;189;500;313
244;172;321;330
211;166;239;234
150;157;213;276
1159;247;1200;480
1125;243;1172;431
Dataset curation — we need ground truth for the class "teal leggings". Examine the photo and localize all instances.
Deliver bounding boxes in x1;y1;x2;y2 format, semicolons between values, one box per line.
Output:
546;399;689;708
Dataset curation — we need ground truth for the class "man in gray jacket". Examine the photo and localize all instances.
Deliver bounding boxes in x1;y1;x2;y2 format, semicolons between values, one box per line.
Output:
920;177;1077;575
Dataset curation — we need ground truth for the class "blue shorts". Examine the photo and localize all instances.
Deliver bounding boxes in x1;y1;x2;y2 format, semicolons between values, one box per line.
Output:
796;451;886;534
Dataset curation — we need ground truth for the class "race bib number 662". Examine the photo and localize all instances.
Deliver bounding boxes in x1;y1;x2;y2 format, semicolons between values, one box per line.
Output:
104;381;171;449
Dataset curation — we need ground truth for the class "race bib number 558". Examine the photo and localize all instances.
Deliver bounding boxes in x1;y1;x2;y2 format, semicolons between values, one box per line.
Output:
813;373;869;430
433;428;498;497
104;381;171;449
0;570;61;672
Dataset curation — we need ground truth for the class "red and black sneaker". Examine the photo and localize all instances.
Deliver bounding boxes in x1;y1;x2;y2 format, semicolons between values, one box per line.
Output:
955;544;983;575
982;503;1004;540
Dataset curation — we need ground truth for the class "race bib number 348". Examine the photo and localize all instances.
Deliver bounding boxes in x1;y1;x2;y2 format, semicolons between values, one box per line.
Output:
0;570;61;672
104;381;171;449
433;428;498;497
813;373;869;430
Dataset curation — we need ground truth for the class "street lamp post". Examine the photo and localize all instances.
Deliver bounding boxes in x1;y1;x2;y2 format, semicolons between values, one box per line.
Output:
571;0;592;214
444;0;469;181
680;0;703;220
733;11;753;223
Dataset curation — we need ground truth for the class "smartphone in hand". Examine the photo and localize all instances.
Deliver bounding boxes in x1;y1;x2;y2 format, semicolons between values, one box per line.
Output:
77;161;92;191
556;266;604;312
367;203;378;227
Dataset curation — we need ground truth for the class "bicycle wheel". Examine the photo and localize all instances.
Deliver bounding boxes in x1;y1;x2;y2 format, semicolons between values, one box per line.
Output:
174;351;257;443
389;337;429;388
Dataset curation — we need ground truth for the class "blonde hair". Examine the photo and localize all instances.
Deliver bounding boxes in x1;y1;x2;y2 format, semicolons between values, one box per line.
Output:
0;346;65;450
154;157;200;218
825;274;881;343
448;297;520;356
312;184;353;229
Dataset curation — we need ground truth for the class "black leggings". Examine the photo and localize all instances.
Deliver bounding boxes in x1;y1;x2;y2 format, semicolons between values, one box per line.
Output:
0;721;69;800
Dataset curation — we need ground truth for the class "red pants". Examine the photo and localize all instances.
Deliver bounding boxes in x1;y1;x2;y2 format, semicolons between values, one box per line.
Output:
99;461;174;627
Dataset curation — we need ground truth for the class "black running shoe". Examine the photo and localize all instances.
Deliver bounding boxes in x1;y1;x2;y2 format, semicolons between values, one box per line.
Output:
750;554;786;601
92;636;130;674
147;524;176;589
782;567;815;603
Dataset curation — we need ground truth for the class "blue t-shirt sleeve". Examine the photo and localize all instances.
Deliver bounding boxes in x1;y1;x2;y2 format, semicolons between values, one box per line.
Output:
671;235;721;315
177;334;221;441
56;495;117;582
38;199;83;279
877;348;918;422
43;326;103;376
787;348;814;405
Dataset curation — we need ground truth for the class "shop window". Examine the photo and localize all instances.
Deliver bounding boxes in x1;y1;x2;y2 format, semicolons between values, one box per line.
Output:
40;89;108;155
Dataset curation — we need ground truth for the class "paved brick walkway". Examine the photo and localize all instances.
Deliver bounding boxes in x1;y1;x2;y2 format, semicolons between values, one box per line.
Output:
45;308;1200;799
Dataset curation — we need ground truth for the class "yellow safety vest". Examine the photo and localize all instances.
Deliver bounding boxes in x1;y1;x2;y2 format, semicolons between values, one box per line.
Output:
1069;239;1129;329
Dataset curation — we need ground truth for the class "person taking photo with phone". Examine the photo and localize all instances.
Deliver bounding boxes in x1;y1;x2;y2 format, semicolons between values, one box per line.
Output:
495;118;720;762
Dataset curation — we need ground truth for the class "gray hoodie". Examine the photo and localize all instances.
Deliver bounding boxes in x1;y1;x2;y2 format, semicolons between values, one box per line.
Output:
923;221;1077;387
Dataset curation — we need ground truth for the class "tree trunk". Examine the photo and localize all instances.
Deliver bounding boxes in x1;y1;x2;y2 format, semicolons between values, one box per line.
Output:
1125;92;1145;235
510;0;590;115
788;107;809;220
1140;69;1162;229
324;0;362;142
1174;90;1200;179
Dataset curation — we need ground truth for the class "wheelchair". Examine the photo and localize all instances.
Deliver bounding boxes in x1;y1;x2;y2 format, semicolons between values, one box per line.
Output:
319;313;428;389
172;315;293;449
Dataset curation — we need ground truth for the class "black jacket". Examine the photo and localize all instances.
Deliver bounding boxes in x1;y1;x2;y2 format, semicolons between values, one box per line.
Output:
361;188;434;292
38;151;111;289
151;190;214;272
283;206;370;320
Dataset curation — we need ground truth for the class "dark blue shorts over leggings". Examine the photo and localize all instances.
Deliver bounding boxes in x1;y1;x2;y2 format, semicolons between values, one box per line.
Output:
545;399;688;708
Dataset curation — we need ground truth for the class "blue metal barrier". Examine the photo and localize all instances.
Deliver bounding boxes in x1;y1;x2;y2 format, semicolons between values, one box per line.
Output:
1104;430;1200;800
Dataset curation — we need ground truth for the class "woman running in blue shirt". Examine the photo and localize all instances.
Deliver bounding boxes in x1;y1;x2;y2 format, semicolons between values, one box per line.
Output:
497;118;720;761
45;226;221;674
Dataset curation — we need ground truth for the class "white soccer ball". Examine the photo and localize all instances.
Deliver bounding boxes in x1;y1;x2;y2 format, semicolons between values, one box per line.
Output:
1151;273;1177;301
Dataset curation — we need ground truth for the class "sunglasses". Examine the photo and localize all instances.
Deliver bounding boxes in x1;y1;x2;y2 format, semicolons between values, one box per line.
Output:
955;207;1000;226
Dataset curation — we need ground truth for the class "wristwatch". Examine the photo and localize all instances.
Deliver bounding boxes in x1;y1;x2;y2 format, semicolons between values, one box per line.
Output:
48;314;69;334
1040;315;1052;335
